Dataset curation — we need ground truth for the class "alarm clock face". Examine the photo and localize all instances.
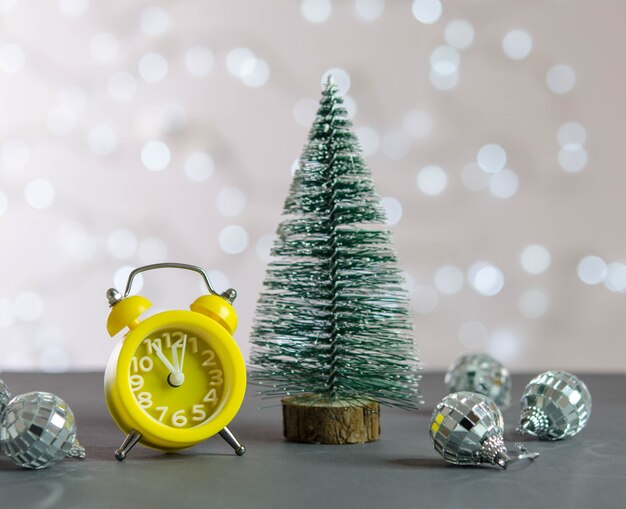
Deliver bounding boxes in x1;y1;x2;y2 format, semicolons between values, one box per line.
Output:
128;327;226;428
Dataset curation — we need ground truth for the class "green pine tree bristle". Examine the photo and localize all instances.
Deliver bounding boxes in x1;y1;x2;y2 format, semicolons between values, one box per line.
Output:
251;79;422;409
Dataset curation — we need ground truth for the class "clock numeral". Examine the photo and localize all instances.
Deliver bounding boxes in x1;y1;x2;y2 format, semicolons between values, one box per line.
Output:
150;338;162;352
171;331;185;349
203;388;218;405
137;392;153;409
130;374;144;392
192;405;207;422
171;410;188;427
155;406;168;422
162;332;172;349
130;355;154;373
188;336;197;353
208;369;223;386
143;339;153;355
201;349;216;367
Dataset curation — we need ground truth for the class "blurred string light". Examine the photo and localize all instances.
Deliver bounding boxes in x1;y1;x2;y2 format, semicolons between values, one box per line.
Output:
487;329;521;362
519;288;549;319
458;320;488;349
445;20;474;50
226;47;270;87
139;6;170;36
379;196;402;226
502;30;533;60
24;180;55;209
138;52;168;83
477;144;507;173
412;0;442;24
217;187;247;217
184;151;214;182
430;46;460;75
489;168;519;199
604;262;626;293
434;265;464;295
577;255;607;285
429;68;459;91
57;221;97;262
355;0;384;21
141;140;170;171
416;165;447;196
412;285;439;314
546;64;576;94
520;244;551;274
355;126;380;156
301;0;332;23
557;121;588;173
468;261;505;296
218;225;249;254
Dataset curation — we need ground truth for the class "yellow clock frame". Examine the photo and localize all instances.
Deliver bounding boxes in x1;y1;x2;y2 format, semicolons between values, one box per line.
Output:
103;263;247;461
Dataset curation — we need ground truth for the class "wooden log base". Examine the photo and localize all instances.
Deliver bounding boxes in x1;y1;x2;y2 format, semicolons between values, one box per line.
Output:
282;395;380;444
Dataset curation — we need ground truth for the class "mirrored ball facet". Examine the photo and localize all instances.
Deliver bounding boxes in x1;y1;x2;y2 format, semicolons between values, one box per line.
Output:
445;353;512;408
0;378;11;414
520;370;592;440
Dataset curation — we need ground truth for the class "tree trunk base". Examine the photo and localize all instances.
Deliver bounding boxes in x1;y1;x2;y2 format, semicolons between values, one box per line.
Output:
282;395;380;444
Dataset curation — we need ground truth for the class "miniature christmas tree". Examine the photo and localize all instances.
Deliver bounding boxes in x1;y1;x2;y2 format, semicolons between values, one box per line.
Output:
251;77;421;444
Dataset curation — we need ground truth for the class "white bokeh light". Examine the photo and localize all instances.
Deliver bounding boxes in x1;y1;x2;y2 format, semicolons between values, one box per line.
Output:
219;225;249;254
520;244;551;274
355;126;380;156
546;64;576;94
293;98;318;127
519;289;550;319
558;146;588;173
15;292;44;322
140;6;170;36
241;58;270;87
604;262;626;293
477;144;507;173
114;266;144;295
403;109;433;139
141;140;171;171
184;151;214;182
185;46;214;76
57;221;96;262
416;165;447;196
434;265;464;295
138;52;168;83
217;187;247;217
489;168;519;199
380;196;402;226
89;33;119;63
40;347;70;373
25;180;55;209
487;329;521;362
226;48;256;77
412;285;439;314
382;131;411;160
502;30;533;60
108;71;137;101
430;46;460;75
138;238;168;264
58;0;89;17
322;68;351;94
470;264;505;296
107;229;138;259
557;121;587;149
256;234;277;263
355;0;384;20
0;43;25;73
461;162;490;191
577;255;607;285
411;0;442;24
301;0;332;23
87;125;118;155
445;19;474;50
429;69;459;91
458;321;488;349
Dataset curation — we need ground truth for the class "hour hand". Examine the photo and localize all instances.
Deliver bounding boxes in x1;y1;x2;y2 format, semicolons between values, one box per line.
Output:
152;342;184;386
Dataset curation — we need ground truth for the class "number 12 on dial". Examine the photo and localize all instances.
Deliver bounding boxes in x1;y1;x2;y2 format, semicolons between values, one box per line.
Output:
103;264;247;461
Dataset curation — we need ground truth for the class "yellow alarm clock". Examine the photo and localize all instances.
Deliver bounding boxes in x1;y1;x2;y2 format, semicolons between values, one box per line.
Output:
103;263;247;461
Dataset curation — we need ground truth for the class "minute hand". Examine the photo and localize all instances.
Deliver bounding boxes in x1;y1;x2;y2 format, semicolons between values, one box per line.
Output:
152;342;177;374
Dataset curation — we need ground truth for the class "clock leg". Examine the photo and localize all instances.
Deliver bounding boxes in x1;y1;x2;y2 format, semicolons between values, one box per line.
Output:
219;427;246;456
115;429;142;461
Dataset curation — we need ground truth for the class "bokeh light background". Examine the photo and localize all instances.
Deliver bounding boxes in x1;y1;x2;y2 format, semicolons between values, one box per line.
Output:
1;0;624;372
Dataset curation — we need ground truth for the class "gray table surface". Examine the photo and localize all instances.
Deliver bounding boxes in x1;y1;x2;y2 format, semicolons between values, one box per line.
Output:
0;372;624;509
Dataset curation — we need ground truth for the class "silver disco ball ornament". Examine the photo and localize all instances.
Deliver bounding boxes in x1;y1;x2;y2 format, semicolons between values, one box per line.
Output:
429;392;538;468
519;370;592;440
445;353;512;408
0;378;11;414
0;391;86;469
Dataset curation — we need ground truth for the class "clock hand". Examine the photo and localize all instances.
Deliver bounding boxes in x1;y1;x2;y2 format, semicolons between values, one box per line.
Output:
178;335;187;372
152;342;177;375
